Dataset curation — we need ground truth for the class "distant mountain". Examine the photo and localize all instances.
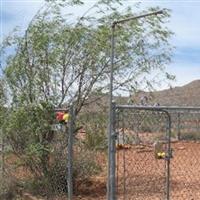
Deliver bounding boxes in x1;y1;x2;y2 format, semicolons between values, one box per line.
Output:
132;80;200;106
83;80;200;113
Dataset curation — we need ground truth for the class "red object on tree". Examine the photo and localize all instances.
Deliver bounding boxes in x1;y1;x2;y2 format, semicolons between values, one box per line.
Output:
56;112;64;122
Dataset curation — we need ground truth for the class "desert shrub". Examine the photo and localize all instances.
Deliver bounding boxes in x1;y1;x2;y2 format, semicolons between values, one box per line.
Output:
180;132;200;141
0;176;19;200
78;112;107;151
73;150;102;180
25;178;49;197
2;102;55;177
84;131;107;151
1;103;106;197
1;102;59;197
25;159;68;197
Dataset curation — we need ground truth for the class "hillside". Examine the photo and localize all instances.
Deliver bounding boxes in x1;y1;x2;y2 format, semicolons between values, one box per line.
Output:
132;80;200;106
83;80;200;113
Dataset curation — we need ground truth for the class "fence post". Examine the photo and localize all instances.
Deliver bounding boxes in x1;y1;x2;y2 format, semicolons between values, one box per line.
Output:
177;113;181;140
108;102;116;200
166;112;171;200
67;105;74;200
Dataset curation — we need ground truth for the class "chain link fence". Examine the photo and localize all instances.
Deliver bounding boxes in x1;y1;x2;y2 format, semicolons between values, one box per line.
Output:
1;104;200;200
169;110;200;199
0;105;109;200
73;111;108;200
111;105;200;200
0;105;74;200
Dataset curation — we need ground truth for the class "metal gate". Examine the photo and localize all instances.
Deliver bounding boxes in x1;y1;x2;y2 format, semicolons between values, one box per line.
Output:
109;104;172;200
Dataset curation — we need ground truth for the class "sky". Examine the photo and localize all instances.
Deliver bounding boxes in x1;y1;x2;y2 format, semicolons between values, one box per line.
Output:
1;0;200;90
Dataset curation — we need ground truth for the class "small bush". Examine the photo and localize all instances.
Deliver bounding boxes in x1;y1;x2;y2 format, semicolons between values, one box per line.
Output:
73;150;102;180
181;132;200;141
78;112;107;151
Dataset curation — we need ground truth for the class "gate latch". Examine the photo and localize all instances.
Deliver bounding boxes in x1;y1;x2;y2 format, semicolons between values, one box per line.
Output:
154;141;173;160
157;148;173;160
111;131;118;140
165;148;173;160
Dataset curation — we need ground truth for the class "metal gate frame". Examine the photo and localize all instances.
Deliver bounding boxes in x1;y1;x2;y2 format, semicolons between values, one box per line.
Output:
108;103;172;200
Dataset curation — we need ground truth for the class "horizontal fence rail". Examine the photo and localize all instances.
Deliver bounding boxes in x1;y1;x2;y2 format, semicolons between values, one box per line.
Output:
116;105;200;111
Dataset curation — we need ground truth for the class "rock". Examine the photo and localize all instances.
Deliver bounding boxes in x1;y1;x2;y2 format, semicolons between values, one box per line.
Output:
22;193;43;200
177;146;185;150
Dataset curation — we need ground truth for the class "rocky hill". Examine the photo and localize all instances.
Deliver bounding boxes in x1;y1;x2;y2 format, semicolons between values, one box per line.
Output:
83;80;200;113
132;80;200;106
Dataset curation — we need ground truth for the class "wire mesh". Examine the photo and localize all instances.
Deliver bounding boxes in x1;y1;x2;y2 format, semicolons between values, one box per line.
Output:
114;106;200;200
1;104;200;200
115;107;170;200
0;106;72;200
169;111;200;199
73;111;108;200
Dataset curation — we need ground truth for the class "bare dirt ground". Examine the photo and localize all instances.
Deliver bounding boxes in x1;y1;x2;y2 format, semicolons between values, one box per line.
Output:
54;141;200;200
2;141;200;200
116;141;200;200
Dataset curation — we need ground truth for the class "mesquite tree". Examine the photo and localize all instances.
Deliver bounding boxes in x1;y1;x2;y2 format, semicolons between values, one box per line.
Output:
2;0;174;113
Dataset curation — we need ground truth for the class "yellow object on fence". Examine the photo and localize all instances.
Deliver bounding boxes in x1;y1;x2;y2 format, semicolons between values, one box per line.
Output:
157;152;166;159
63;113;69;122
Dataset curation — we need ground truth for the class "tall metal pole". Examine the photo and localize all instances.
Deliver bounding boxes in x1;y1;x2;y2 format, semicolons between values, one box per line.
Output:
177;113;181;140
108;10;164;200
68;105;74;200
108;23;116;200
166;113;171;200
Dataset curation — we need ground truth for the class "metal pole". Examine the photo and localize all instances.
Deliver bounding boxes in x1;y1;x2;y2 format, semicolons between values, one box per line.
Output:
108;23;116;200
113;10;163;25
111;102;117;200
116;105;200;111
177;113;181;140
68;105;74;200
108;10;164;200
166;113;171;200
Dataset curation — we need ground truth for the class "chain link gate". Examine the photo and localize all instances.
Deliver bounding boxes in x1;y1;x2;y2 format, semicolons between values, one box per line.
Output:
108;104;200;200
109;104;172;200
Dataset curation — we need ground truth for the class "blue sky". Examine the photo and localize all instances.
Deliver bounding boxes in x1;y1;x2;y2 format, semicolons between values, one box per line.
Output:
1;0;200;90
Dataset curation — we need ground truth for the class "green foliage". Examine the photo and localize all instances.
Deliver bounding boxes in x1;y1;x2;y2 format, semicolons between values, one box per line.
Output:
2;102;54;176
180;132;200;141
84;131;107;151
2;0;174;111
78;112;107;151
73;150;102;179
25;178;49;196
25;160;68;196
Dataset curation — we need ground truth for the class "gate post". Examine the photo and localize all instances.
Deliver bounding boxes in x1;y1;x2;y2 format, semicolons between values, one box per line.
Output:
67;105;74;200
177;113;181;140
108;102;117;200
166;112;172;200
